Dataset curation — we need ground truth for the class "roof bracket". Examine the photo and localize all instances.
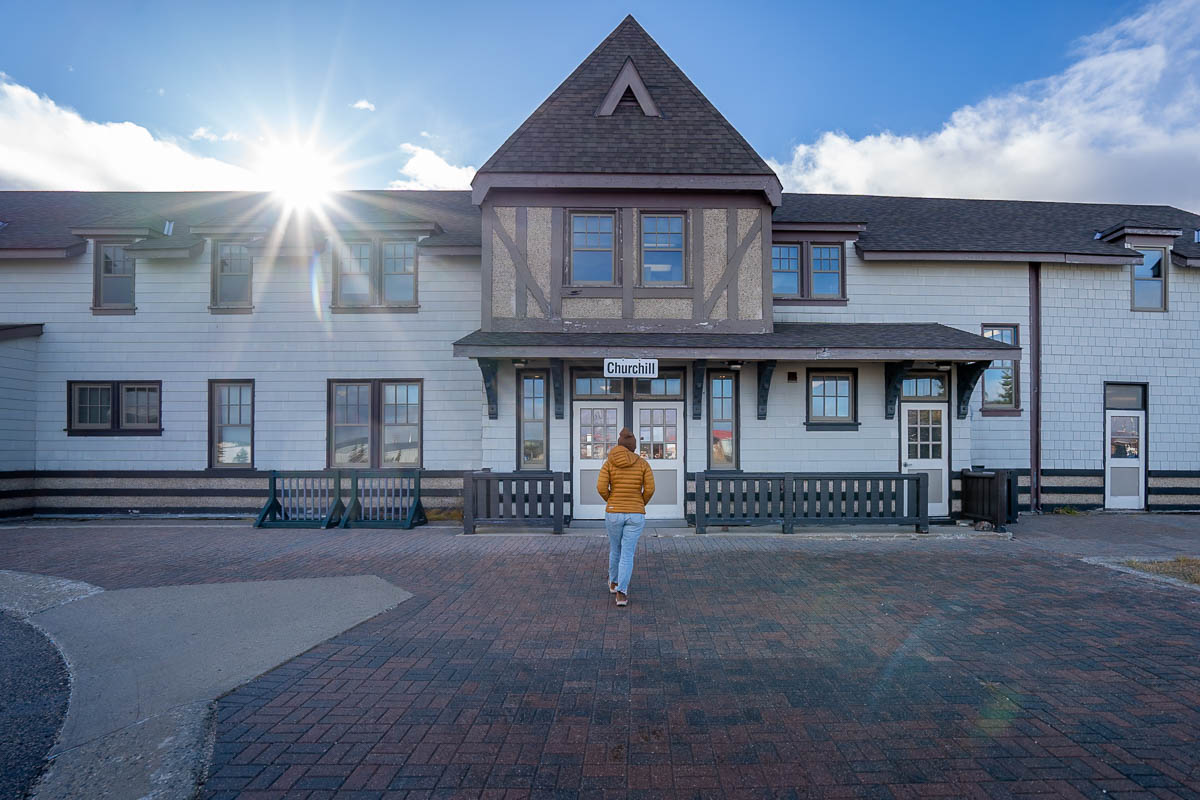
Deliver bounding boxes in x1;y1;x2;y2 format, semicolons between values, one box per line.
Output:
955;361;992;420
884;360;915;420
756;360;776;420
692;359;707;420
550;358;564;420
478;358;499;420
595;57;660;117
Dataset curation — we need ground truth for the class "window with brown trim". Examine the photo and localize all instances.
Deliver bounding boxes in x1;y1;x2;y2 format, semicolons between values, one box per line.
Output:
806;368;859;430
518;370;548;470
332;239;419;310
569;213;616;285
328;379;421;468
772;242;846;300
640;213;684;285
572;372;624;399
93;243;136;312
209;381;254;467
212;242;253;310
708;371;738;469
634;370;684;399
981;325;1020;412
67;380;162;435
1132;248;1167;311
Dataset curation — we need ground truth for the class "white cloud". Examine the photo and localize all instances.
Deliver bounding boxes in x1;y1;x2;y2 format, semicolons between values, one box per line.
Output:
769;0;1200;211
388;143;475;190
351;99;376;111
419;130;431;138
157;88;165;96
0;79;262;190
189;126;217;142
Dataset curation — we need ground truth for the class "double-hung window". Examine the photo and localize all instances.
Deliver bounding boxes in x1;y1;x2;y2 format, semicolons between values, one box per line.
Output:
334;240;419;309
1132;248;1166;311
806;370;858;429
210;381;254;467
518;371;548;470
94;243;136;312
328;380;421;467
641;214;684;284
772;242;845;300
981;325;1020;411
67;380;161;435
212;243;253;310
708;371;737;469
570;213;615;284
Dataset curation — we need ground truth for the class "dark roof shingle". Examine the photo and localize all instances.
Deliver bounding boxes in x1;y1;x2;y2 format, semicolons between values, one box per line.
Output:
476;16;774;177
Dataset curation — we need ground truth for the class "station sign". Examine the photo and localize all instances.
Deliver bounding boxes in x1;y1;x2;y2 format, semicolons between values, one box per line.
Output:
603;358;658;378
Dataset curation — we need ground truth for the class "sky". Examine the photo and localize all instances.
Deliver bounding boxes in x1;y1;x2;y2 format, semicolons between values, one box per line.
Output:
1;0;1198;211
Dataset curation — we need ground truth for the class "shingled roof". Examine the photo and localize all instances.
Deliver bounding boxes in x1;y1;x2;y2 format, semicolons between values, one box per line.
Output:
776;194;1200;261
476;16;775;177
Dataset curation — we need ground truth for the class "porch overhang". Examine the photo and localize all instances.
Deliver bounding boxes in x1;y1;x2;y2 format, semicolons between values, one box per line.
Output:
453;322;1020;364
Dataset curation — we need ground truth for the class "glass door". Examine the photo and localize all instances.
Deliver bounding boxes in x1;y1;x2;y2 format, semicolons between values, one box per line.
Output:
1105;410;1145;509
572;402;622;519
900;402;949;517
633;401;685;519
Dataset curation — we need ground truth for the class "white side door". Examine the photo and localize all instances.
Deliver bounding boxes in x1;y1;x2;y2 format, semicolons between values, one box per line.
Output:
1105;410;1145;510
633;401;685;519
572;401;622;520
900;402;950;517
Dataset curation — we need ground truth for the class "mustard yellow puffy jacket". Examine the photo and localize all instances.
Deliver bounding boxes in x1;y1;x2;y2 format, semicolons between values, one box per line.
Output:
596;446;655;514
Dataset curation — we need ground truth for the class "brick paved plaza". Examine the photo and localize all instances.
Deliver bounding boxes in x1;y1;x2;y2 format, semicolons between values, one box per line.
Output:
2;519;1198;799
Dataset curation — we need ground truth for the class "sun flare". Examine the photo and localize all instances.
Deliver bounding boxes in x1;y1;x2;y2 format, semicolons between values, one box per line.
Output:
253;141;339;210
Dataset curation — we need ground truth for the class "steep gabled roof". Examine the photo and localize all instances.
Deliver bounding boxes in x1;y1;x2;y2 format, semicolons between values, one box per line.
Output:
476;15;775;177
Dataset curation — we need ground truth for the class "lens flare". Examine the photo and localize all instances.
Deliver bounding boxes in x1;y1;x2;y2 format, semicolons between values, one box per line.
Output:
254;141;339;211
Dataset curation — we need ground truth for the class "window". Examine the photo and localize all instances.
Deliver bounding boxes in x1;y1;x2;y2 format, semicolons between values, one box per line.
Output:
212;243;253;309
772;245;800;295
333;240;419;309
708;371;737;469
210;381;253;467
638;406;678;460
634;373;683;398
67;381;161;435
382;241;417;304
771;242;845;300
810;244;842;297
328;380;421;468
641;214;684;284
94;244;135;311
902;374;948;400
1133;248;1166;311
1105;383;1146;410
573;374;624;398
806;369;858;429
570;213;615;284
518;371;548;470
981;325;1020;411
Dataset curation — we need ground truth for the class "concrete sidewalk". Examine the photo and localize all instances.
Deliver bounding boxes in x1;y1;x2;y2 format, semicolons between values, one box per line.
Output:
1;570;412;800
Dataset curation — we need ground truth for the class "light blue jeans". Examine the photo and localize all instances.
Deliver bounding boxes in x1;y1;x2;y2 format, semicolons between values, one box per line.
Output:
606;512;645;595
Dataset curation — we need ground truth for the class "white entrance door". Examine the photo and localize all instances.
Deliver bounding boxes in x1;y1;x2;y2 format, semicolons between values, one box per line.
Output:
900;402;950;517
1105;410;1145;510
633;401;685;519
572;401;622;519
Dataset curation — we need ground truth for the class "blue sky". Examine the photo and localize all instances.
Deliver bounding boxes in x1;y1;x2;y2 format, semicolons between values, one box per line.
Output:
2;0;1198;210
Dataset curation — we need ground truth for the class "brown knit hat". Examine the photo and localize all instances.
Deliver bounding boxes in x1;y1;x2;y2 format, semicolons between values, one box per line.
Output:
617;427;637;452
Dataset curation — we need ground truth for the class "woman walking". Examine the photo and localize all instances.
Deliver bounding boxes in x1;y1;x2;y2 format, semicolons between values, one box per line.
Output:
597;427;655;607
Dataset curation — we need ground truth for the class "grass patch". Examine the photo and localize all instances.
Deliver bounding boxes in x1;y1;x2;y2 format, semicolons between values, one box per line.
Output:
1053;506;1081;515
1122;556;1200;585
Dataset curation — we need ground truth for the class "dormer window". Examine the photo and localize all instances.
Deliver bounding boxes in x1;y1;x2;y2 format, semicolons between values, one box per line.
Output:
211;242;253;311
332;239;419;311
93;243;135;313
1132;248;1166;311
772;242;846;301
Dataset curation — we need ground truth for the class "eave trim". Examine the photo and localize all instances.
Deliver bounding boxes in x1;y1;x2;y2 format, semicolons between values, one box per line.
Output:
0;243;88;259
454;344;1021;362
857;247;1138;265
0;323;45;342
472;172;783;207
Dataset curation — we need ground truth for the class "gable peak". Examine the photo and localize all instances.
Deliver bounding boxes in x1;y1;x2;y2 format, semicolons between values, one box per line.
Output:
595;57;660;117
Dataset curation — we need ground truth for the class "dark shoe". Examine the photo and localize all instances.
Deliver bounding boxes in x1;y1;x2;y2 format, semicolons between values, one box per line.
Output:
615;591;628;607
608;581;618;594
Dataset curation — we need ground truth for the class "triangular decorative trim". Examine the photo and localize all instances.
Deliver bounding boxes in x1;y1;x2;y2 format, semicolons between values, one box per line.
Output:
595;57;660;117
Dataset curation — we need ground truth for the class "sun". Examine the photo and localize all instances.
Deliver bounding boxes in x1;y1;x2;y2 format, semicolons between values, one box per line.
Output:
253;141;340;211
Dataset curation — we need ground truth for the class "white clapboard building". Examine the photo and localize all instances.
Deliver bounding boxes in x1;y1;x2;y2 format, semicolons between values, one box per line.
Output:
3;16;1198;521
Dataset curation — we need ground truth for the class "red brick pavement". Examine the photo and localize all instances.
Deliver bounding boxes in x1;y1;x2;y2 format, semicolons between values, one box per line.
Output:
1;521;1198;799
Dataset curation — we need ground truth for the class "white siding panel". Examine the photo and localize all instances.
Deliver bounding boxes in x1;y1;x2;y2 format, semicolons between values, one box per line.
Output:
0;337;38;470
0;242;482;471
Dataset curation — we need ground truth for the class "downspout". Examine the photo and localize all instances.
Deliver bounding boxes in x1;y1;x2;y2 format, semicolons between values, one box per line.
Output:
1028;261;1042;512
